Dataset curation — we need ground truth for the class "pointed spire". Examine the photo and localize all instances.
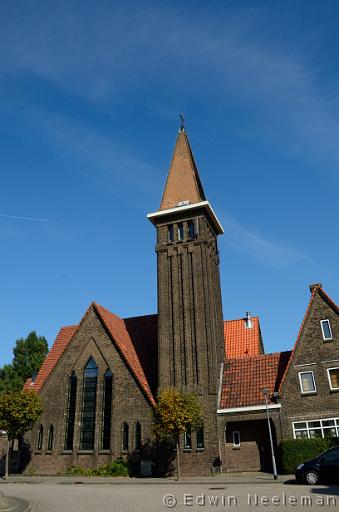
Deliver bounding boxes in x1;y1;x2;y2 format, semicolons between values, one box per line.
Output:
159;125;206;211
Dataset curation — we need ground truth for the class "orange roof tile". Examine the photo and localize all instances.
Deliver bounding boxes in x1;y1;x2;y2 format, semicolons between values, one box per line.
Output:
220;351;291;409
94;304;156;406
224;316;264;358
24;325;77;392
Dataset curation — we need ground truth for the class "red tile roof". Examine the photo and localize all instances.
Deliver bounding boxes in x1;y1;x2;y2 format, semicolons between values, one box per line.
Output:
220;351;291;409
24;325;77;392
224;317;264;358
94;304;156;406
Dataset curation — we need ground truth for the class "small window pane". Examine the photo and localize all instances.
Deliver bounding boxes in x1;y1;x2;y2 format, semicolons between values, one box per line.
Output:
168;225;174;242
322;420;335;427
323;428;337;438
299;372;316;393
232;431;240;447
308;421;321;428
309;429;322;438
321;320;332;340
178;223;184;241
295;430;308;439
294;422;307;429
329;369;339;390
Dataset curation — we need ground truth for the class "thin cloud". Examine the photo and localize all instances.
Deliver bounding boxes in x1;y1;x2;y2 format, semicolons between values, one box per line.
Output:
220;213;310;269
0;214;51;223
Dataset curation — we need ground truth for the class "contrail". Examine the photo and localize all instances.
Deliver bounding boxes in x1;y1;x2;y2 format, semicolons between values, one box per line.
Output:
0;214;51;223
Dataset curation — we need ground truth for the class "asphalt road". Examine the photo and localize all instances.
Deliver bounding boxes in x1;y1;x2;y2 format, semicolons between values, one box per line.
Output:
1;475;339;511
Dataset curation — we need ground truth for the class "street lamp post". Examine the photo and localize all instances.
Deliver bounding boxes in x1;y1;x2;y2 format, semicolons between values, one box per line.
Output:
262;388;278;480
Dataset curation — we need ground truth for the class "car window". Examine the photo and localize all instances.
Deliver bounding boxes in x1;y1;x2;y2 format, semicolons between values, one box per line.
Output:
321;451;339;462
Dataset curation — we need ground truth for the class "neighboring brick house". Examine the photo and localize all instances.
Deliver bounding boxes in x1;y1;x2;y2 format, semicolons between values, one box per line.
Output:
17;126;338;476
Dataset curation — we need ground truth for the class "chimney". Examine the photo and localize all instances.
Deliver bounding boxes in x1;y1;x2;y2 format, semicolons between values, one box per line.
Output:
309;283;322;294
245;312;252;329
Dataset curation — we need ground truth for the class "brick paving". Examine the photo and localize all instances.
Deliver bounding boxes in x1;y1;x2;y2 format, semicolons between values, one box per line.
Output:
0;475;338;511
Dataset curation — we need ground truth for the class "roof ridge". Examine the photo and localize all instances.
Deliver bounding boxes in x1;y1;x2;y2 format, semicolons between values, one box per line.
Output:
225;350;291;362
224;317;259;323
123;313;157;320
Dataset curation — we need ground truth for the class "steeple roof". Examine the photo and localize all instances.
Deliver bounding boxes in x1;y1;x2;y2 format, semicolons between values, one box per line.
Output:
159;129;206;210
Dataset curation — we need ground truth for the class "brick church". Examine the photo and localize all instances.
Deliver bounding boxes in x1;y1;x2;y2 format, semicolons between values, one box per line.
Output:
22;126;338;476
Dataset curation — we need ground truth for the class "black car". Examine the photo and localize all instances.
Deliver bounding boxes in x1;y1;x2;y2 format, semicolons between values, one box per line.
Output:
295;446;339;484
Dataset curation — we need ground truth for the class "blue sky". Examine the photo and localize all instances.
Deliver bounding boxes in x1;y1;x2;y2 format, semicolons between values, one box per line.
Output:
1;0;338;365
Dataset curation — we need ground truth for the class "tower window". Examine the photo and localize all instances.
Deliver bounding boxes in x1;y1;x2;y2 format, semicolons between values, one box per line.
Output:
188;220;198;239
196;426;204;449
65;371;77;450
122;422;129;451
47;425;54;452
135;422;142;451
168;225;174;242
178;223;184;241
321;320;333;341
80;357;98;451
102;369;113;450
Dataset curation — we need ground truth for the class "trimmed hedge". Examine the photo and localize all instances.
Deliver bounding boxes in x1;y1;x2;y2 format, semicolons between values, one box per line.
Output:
279;438;339;474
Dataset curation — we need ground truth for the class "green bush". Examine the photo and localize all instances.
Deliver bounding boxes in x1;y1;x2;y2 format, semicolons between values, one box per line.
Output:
279;438;339;474
67;458;129;477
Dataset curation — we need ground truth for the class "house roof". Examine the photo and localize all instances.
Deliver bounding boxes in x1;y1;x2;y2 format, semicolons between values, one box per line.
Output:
24;325;77;392
278;284;339;392
220;351;292;410
159;129;206;211
224;316;264;358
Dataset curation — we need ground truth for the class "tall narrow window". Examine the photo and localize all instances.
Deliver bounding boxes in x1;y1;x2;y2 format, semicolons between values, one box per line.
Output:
135;422;142;451
321;320;333;341
178;223;184;241
122;422;129;451
47;425;54;452
197;426;204;449
184;428;192;450
232;431;240;448
188;220;196;239
102;369;113;450
80;357;98;451
168;225;174;242
37;425;43;451
65;371;77;450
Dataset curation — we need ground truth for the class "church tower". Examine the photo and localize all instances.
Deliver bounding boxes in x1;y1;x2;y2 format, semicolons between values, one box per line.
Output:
148;124;225;473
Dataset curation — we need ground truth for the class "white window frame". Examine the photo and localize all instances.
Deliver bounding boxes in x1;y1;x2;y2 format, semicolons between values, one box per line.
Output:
327;367;339;391
320;319;333;341
298;371;317;394
293;417;339;439
232;430;240;448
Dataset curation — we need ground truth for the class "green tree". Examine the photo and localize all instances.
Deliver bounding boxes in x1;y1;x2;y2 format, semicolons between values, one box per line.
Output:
153;389;203;480
0;331;48;394
0;390;43;479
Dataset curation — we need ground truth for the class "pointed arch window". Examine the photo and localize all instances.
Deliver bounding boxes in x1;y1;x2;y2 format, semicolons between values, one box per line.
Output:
37;424;43;451
102;369;113;450
65;371;77;450
47;425;54;452
135;422;142;451
122;422;129;452
80;357;98;451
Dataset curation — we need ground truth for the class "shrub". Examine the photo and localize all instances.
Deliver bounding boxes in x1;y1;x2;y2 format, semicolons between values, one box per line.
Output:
67;458;129;477
279;438;339;474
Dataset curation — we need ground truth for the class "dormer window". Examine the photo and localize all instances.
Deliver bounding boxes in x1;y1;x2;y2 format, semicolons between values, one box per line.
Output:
178;223;184;241
321;320;333;341
168;225;174;242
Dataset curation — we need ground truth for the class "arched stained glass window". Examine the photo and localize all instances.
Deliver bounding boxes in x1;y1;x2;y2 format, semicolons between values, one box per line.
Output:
80;358;98;450
135;422;142;451
65;371;77;450
102;369;113;450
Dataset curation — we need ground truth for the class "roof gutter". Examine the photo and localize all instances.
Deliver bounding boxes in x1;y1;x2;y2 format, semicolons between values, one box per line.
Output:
217;403;281;415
